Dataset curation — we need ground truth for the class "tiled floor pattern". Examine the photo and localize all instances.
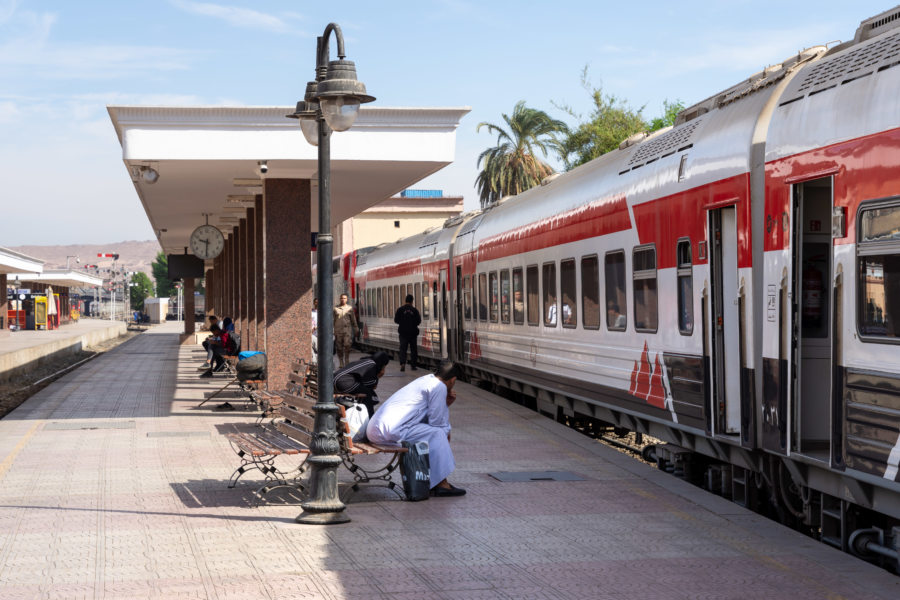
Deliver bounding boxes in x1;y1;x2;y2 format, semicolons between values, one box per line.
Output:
0;322;897;599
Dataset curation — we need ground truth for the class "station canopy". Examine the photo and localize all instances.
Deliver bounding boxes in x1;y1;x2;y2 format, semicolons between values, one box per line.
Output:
0;247;44;275
108;105;471;257
9;269;104;288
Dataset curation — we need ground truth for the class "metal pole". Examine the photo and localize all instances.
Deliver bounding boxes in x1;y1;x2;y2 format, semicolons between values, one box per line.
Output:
297;34;348;525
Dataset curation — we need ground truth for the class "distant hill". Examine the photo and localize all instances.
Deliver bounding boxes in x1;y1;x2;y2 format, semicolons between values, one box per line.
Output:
7;240;161;280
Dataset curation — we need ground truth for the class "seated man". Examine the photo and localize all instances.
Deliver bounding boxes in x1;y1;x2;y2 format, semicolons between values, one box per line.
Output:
200;315;220;369
366;361;465;497
333;351;391;417
199;324;235;378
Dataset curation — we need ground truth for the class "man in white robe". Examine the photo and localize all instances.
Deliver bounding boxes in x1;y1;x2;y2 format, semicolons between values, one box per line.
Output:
366;362;465;497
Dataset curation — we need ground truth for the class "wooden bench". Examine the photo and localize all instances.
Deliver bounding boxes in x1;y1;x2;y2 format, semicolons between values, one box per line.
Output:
226;362;408;504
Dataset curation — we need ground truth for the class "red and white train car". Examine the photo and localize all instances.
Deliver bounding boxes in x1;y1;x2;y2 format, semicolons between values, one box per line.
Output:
353;8;900;563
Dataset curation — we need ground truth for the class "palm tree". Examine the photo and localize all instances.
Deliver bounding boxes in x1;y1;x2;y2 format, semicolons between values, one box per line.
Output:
475;101;567;208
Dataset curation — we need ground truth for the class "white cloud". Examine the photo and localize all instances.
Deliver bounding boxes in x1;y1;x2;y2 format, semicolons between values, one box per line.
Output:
0;99;18;122
169;0;296;34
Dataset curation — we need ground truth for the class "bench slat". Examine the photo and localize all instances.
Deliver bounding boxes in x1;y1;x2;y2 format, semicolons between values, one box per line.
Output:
278;405;316;431
275;421;314;447
274;391;317;412
253;430;308;454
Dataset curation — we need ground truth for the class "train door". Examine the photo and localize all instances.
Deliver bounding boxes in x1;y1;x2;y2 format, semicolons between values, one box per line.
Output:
453;266;464;362
790;178;833;459
710;207;741;435
439;269;449;359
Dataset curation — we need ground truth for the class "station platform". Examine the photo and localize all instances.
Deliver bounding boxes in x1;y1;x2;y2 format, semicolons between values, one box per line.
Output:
0;321;897;599
0;318;127;382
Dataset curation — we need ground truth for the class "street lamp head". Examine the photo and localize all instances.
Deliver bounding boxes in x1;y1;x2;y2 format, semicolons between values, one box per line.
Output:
286;93;320;146
315;59;375;131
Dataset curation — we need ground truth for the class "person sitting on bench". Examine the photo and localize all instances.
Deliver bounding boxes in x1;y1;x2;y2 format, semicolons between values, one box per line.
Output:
200;315;220;369
200;324;235;378
333;351;391;416
366;361;466;497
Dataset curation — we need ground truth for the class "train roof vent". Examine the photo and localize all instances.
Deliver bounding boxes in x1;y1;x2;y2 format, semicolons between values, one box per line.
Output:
855;6;900;43
625;119;702;168
419;229;442;248
456;214;485;238
782;30;900;105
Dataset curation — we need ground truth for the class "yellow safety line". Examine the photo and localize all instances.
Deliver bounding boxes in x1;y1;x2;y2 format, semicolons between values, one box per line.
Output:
0;421;42;481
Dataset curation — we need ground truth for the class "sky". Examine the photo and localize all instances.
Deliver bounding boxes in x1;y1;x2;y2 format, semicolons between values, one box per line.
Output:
0;0;894;246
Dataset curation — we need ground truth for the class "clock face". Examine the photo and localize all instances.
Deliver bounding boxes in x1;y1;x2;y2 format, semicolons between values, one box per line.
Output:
189;224;225;260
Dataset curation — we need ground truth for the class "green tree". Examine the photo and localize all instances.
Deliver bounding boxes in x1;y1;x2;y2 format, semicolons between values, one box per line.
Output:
556;68;685;170
151;252;176;298
129;272;154;311
475;100;568;208
649;99;685;132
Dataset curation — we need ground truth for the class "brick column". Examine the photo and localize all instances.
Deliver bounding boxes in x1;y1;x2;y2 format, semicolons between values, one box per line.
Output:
0;273;7;336
238;217;248;342
254;194;265;352
204;268;214;319
263;179;312;391
246;206;257;351
183;277;195;335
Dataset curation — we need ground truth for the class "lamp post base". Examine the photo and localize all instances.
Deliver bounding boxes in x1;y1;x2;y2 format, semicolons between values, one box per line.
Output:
295;506;351;525
296;457;350;524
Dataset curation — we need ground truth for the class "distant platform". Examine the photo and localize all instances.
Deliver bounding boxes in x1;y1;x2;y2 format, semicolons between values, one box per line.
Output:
0;318;128;382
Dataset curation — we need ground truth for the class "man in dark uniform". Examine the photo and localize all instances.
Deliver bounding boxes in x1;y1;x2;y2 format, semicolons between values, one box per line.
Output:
394;294;422;372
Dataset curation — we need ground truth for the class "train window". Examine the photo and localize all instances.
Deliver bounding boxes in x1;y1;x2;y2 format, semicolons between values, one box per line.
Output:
500;270;511;324
394;286;400;315
543;262;558;327
605;251;627;331
633;245;658;332
433;282;439;322
526;265;540;325
415;283;422;316
478;273;488;321
355;285;361;315
489;272;499;322
512;268;525;325
581;255;600;329
399;284;406;304
463;276;472;321
377;288;382;318
858;202;900;340
560;259;577;328
422;282;430;319
677;239;694;335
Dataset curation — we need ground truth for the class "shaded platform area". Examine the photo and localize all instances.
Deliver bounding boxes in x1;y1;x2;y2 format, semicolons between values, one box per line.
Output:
0;322;897;599
0;318;127;382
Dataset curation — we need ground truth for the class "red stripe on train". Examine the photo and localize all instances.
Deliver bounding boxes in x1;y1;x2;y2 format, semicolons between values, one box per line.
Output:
476;195;631;262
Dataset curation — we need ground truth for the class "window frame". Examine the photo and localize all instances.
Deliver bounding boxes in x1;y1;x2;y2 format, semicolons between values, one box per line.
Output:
676;238;694;336
605;250;627;332
463;276;472;322
478;272;488;322
489;271;499;323
542;261;558;328
512;267;525;325
632;244;659;333
560;258;577;329
856;197;900;344
580;254;601;330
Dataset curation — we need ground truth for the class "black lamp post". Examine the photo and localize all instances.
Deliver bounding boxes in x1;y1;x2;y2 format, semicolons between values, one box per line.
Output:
287;22;374;525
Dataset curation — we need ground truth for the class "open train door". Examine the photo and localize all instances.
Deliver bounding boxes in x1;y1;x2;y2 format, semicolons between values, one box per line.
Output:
789;177;835;461
709;206;742;436
439;268;449;360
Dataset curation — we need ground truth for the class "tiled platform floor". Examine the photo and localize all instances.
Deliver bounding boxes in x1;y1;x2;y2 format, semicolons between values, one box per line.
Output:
0;322;897;599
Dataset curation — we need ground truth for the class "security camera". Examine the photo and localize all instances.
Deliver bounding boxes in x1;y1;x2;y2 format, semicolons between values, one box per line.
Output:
258;160;268;174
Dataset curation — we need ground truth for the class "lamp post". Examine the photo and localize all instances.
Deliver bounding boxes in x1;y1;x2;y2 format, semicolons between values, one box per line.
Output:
287;22;374;525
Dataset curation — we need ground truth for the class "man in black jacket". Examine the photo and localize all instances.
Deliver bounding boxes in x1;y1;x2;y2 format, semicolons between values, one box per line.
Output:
394;294;421;372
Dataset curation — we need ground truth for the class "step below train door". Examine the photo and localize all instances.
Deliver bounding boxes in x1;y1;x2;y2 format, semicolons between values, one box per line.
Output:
791;177;834;461
710;206;741;435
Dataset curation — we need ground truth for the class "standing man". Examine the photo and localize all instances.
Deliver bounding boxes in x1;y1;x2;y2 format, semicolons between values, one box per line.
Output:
333;293;359;368
394;294;421;372
366;361;465;497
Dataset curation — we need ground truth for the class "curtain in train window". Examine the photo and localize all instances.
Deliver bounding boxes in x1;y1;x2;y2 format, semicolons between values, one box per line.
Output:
500;270;511;323
543;262;558;327
422;282;430;319
526;266;539;325
560;259;577;328
633;246;658;332
581;255;600;329
605;251;627;330
677;240;694;334
489;272;499;322
512;268;525;324
858;203;900;340
463;277;472;321
478;273;488;321
400;284;407;304
394;285;400;315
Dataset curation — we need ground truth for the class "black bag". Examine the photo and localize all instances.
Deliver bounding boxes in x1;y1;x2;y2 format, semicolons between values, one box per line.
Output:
400;440;431;501
236;352;266;381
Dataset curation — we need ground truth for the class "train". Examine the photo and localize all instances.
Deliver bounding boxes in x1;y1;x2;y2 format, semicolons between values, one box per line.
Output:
340;7;900;568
